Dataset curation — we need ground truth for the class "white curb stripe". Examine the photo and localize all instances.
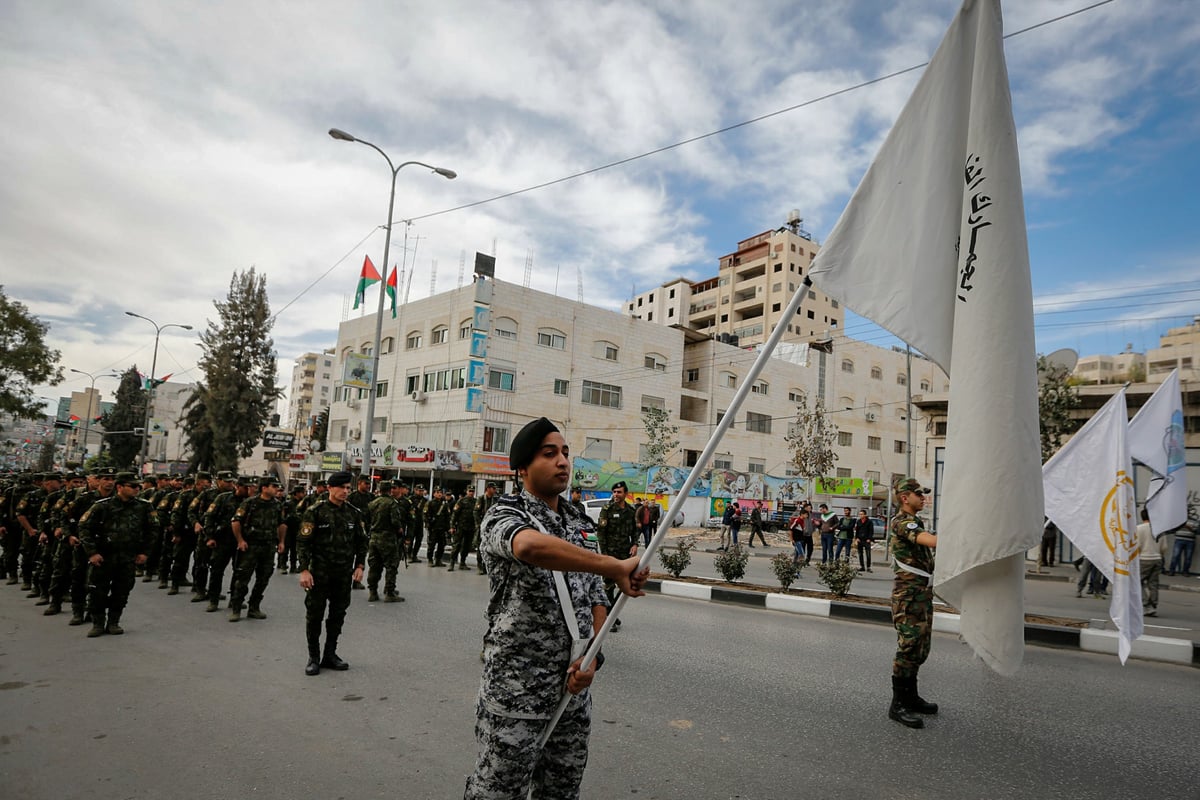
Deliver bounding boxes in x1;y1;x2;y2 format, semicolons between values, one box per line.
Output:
765;593;831;616
1078;628;1193;664
659;580;712;600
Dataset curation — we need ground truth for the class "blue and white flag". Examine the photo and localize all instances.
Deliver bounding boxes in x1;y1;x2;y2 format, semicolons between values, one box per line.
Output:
1128;368;1188;537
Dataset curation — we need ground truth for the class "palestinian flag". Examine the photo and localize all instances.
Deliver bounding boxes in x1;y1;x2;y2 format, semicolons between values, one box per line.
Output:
386;267;398;319
353;255;381;309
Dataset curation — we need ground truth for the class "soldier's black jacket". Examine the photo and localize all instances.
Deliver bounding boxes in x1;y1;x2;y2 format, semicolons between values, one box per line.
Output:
297;499;367;574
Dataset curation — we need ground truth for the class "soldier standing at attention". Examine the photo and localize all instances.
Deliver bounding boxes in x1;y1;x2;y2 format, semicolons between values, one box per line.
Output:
408;484;428;563
78;472;158;637
465;417;649;799
141;473;172;580
297;471;367;676
188;471;232;602
169;472;207;595
393;483;413;563
888;477;940;729
365;481;405;602
473;482;499;574
596;480;637;631
448;485;476;571
229;475;286;621
154;474;185;588
278;484;306;574
425;486;453;567
15;472;53;595
346;475;374;590
201;476;249;612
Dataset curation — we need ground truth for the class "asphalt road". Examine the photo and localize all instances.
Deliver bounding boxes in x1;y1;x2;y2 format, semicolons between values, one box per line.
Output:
1;560;1196;800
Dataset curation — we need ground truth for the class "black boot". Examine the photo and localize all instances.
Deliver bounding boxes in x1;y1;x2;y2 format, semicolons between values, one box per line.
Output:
305;638;321;676
87;613;107;638
107;612;124;635
68;604;85;626
321;637;349;670
888;676;923;728
906;676;939;715
43;600;61;616
368;588;379;602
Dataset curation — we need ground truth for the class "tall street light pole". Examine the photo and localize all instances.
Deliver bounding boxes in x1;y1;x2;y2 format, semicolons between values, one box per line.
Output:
328;127;456;478
125;312;193;475
67;368;120;464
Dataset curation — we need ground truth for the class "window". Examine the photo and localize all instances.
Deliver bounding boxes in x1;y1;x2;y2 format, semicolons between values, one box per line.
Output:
431;326;449;345
840;395;854;410
487;370;515;391
788;389;804;403
684;449;701;467
538;329;566;350
405;375;419;394
341;346;352;361
584;438;612;460
647;311;653;321
423;367;466;393
894;440;907;454
494;317;517;339
713;457;732;471
836;467;852;478
748;459;766;474
606;344;619;360
483;426;509;453
772;283;782;292
553;379;569;396
459;319;472;340
935;420;948;436
807;310;815;320
668;308;674;318
380;337;394;355
746;412;772;434
831;299;839;309
772;303;781;312
920;380;931;392
838;431;853;446
751;380;768;396
669;288;676;299
376;381;388;398
640;395;665;413
581;380;622;408
841;359;854;374
866;470;881;485
897;373;907;386
685;368;700;383
720;371;737;389
868;436;881;451
360;341;372;354
870;366;882;380
644;353;667;371
406;332;422;350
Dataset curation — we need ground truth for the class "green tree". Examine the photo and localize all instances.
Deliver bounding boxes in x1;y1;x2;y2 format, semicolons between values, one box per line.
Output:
1037;354;1081;462
784;390;839;499
0;286;64;432
640;406;679;468
100;367;147;469
185;268;280;472
180;384;216;471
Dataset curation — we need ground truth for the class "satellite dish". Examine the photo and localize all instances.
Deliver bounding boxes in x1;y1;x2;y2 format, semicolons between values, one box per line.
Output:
1041;348;1078;382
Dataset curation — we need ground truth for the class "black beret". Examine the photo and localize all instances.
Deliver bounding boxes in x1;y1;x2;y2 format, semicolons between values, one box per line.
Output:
509;417;560;471
328;471;353;488
612;480;628;491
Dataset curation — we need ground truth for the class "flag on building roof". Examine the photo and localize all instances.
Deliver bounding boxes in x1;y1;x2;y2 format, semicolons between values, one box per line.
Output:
1128;368;1188;537
353;255;381;310
1043;389;1142;663
808;0;1041;675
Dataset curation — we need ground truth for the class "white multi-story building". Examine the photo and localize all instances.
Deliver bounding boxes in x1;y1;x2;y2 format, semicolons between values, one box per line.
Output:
287;349;337;435
322;275;939;509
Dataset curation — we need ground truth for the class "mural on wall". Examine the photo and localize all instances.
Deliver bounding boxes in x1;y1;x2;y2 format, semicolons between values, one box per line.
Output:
571;458;647;493
646;465;710;496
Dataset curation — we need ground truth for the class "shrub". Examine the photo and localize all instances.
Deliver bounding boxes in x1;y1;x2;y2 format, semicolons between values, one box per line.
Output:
658;536;695;579
713;544;750;583
770;551;802;592
815;558;858;598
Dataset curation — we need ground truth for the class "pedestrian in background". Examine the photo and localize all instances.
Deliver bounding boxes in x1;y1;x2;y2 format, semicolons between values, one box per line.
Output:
854;509;874;572
1136;508;1167;617
818;504;837;563
747;500;767;548
788;508;808;565
1167;515;1195;576
834;507;855;560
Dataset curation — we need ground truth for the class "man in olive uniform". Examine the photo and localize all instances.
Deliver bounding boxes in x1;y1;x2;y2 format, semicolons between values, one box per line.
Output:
78;472;159;636
392;483;413;565
596;480;638;631
154;475;186;588
473;482;499;574
169;472;208;595
229;476;286;621
408;484;428;563
31;472;69;604
51;468;115;624
298;479;327;513
188;471;232;601
448;485;477;571
141;473;171;579
297;471;367;676
366;481;405;602
3;473;36;583
15;473;53;594
424;486;453;567
38;473;83;611
888;477;940;729
346;474;374;589
279;484;306;574
201;475;249;612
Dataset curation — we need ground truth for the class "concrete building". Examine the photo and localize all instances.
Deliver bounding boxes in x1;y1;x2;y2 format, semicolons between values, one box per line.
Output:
1073;317;1200;386
625;219;842;347
287;349;337;436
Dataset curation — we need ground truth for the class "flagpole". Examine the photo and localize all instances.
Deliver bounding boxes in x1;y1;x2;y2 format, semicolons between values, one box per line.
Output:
535;276;814;748
124;313;193;475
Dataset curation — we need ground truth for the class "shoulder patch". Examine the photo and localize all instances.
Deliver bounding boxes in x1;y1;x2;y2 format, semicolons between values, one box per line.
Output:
300;521;314;537
906;522;919;530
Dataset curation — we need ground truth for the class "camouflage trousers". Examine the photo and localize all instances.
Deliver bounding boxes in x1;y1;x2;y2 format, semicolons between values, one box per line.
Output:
449;527;470;566
304;567;352;654
891;577;933;678
464;694;591;800
87;557;137;617
206;541;236;602
367;537;401;593
171;531;196;587
48;539;86;606
192;535;212;594
35;535;57;595
230;543;275;611
426;527;449;563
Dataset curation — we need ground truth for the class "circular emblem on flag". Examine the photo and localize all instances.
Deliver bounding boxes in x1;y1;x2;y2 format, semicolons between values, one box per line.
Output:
1100;470;1137;575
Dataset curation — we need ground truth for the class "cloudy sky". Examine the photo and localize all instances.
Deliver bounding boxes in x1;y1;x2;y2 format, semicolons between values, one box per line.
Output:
3;0;1198;410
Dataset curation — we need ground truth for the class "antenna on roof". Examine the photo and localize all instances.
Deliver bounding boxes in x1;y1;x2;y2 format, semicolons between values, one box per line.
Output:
577;266;584;303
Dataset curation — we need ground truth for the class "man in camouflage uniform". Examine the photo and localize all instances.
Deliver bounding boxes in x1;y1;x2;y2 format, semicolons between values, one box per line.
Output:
50;468;115;624
38;473;82;611
201;475;249;612
298;479;327;513
229;475;285;621
407;484;428;563
31;472;70;604
2;473;36;583
78;472;158;637
888;477;940;729
366;481;405;602
188;471;231;601
448;485;477;571
169;472;208;595
473;482;499;575
15;473;53;593
596;480;638;631
278;484;305;573
142;473;174;582
346;475;374;589
424;486;453;567
465;418;648;799
297;471;367;676
154;474;186;588
392;482;413;564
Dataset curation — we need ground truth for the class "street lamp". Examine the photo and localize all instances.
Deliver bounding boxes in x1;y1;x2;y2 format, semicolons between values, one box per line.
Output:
125;312;194;474
329;126;456;476
67;368;121;464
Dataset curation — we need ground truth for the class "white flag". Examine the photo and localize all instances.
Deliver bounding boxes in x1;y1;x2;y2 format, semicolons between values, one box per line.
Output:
1128;368;1188;536
1043;389;1142;663
808;0;1041;675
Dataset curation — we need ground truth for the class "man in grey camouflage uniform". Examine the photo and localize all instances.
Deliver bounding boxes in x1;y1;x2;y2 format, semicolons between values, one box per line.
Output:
464;418;648;799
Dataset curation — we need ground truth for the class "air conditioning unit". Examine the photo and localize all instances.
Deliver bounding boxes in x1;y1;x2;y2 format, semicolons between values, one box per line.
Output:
410;390;427;403
347;427;361;440
865;412;878;422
